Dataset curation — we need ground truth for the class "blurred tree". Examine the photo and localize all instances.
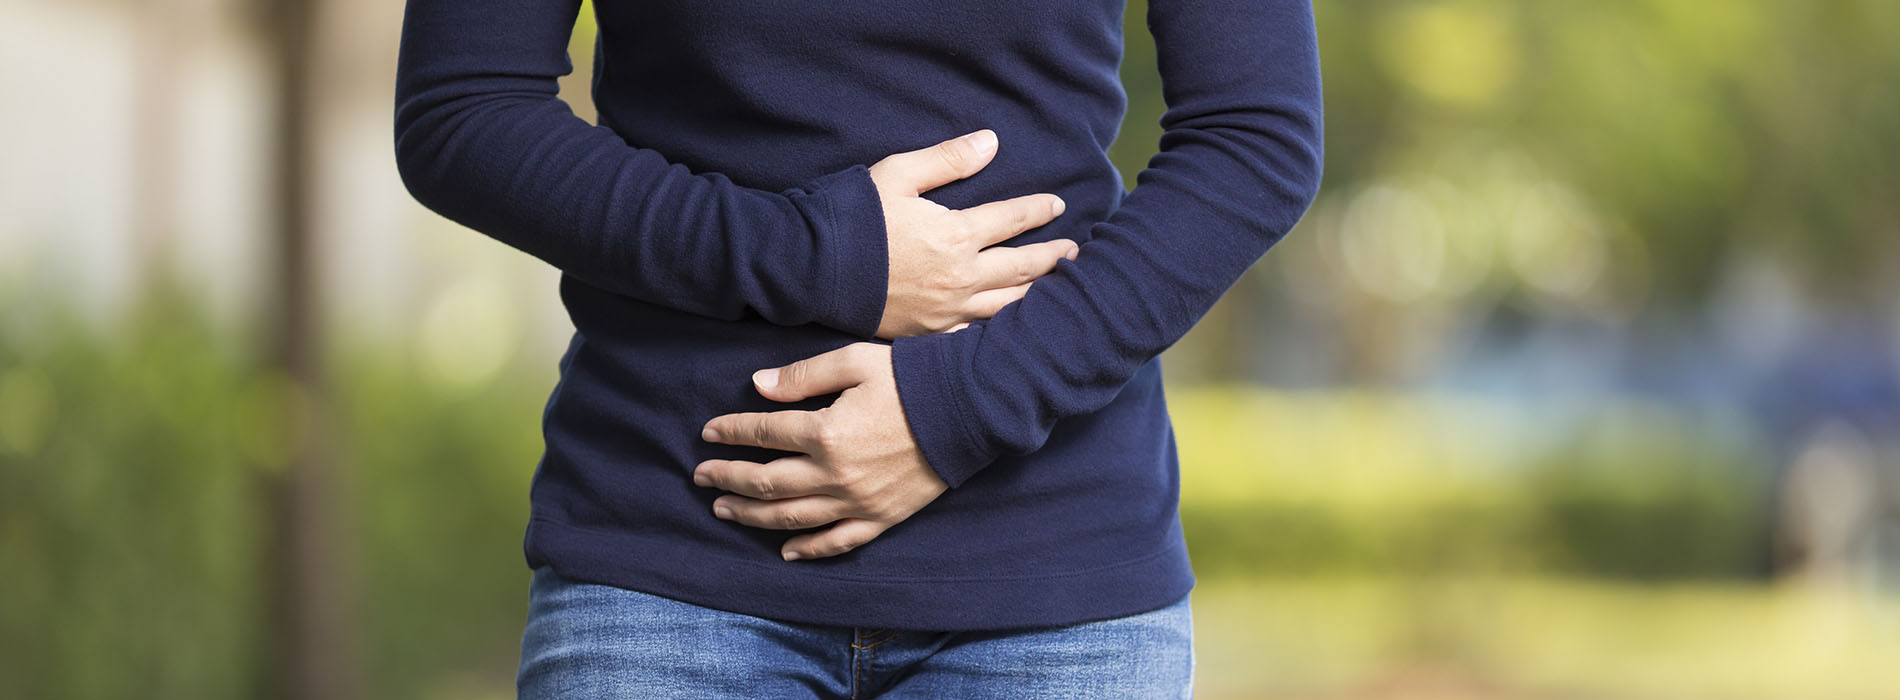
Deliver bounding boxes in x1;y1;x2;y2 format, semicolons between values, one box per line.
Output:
251;0;360;697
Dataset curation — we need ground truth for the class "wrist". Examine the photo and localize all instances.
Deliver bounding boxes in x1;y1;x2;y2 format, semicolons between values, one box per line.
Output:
890;329;992;488
784;163;889;338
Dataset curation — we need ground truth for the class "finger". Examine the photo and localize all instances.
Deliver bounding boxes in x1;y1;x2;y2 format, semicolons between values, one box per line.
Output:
958;193;1067;248
702;410;821;453
753;343;878;402
693;456;835;500
712;493;853;531
868;129;998;196
959;282;1030;321
781;518;891;561
968;238;1077;290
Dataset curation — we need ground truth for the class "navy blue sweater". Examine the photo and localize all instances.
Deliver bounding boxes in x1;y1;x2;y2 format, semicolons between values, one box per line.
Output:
394;0;1321;630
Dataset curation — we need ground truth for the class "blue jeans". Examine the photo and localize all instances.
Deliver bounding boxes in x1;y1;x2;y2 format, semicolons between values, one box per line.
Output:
516;566;1194;699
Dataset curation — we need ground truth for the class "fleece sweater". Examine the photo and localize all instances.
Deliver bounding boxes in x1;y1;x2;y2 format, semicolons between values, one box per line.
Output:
393;0;1322;630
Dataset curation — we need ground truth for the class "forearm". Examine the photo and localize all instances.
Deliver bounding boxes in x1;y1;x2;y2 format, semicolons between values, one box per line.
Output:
890;0;1325;487
393;0;887;335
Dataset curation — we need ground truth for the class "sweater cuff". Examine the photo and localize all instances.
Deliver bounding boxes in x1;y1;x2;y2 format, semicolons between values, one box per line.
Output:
891;330;994;488
785;163;888;338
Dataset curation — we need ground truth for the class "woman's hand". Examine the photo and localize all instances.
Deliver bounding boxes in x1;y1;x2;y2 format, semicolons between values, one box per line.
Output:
694;343;946;561
869;129;1075;339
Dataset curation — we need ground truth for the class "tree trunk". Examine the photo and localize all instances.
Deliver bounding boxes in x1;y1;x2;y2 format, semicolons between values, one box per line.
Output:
257;0;358;697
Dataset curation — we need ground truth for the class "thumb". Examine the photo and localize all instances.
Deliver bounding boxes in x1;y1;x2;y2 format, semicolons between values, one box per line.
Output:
755;344;877;402
870;128;998;196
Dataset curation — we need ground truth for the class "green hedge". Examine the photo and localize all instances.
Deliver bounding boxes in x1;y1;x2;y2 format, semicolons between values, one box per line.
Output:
0;296;1769;699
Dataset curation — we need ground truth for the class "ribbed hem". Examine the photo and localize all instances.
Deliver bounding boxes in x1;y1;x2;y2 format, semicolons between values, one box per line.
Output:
791;163;888;339
523;515;1195;631
890;330;993;488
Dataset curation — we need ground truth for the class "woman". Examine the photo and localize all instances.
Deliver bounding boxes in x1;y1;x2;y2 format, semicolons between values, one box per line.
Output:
393;0;1321;696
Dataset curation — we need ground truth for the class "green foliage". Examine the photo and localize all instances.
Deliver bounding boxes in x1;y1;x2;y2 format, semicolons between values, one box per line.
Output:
1125;0;1900;317
335;336;550;699
0;298;1777;698
1170;387;1770;580
0;290;551;700
1521;421;1770;579
0;287;262;700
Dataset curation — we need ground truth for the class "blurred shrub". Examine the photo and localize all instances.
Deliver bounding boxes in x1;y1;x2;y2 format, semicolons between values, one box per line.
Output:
1172;387;1769;579
0;291;546;700
1522;427;1769;579
0;287;262;700
1;296;1778;698
335;321;549;698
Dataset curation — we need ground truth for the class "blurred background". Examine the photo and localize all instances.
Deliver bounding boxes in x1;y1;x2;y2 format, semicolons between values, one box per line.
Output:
3;0;1899;697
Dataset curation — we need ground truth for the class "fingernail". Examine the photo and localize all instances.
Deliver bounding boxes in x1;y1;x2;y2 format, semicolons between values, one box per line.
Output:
782;551;802;561
1050;197;1065;216
692;469;710;487
1064;243;1079;260
966;129;997;156
701;426;720;442
753;368;779;390
714;505;733;520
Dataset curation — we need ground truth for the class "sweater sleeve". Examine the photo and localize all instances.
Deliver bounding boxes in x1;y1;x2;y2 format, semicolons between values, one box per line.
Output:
393;0;887;336
888;0;1324;488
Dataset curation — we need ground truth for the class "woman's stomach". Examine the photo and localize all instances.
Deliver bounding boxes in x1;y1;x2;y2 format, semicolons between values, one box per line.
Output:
531;277;1184;579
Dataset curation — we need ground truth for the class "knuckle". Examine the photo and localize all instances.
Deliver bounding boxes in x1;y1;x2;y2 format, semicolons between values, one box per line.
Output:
941;268;974;292
776;509;810;530
837;478;871;502
750;475;776;499
815;461;847;486
946;218;976;248
945;233;972;254
779;363;805;389
812;420;844;452
936;143;971;172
